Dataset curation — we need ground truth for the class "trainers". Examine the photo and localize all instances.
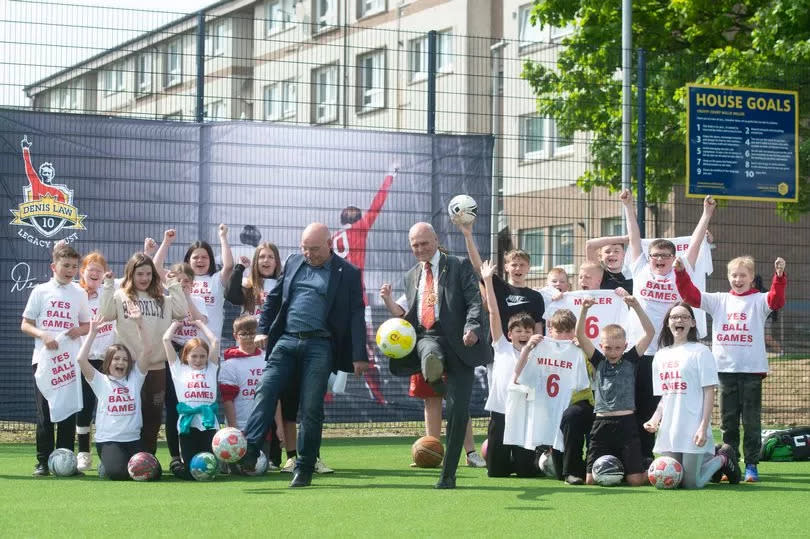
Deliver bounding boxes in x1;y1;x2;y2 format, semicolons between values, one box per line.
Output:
718;444;741;484
280;457;296;473
466;451;486;468
565;475;584;485
710;444;724;483
314;458;334;474
744;464;759;482
32;463;49;477
170;457;185;478
76;451;92;472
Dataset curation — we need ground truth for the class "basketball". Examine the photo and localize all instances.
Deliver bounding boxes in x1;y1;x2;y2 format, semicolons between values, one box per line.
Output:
647;456;683;489
211;427;247;463
127;452;161;481
48;448;78;477
411;436;444;468
592;455;624;486
447;194;478;225
189;452;218;481
376;318;417;359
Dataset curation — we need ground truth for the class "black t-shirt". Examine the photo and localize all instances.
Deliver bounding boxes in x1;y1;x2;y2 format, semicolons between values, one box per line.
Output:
600;270;633;295
492;275;545;335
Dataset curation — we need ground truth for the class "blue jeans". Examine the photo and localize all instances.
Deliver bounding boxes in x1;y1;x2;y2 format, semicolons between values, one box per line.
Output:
244;335;333;474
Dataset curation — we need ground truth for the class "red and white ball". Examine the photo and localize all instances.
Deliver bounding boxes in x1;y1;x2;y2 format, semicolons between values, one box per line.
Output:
127;452;161;481
647;456;683;489
211;427;247;463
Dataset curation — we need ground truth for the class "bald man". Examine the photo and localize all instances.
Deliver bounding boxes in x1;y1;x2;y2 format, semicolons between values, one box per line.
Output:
382;222;488;488
241;223;368;487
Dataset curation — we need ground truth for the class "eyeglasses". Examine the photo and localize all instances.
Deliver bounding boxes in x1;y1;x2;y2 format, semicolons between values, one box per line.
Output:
668;315;692;321
650;253;674;260
236;331;256;337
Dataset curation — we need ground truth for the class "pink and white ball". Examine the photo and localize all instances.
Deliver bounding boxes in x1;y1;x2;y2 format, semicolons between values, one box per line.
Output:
211;427;247;463
647;456;683;489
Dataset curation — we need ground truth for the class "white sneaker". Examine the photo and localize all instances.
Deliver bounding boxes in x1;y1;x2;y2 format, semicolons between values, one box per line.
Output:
466;451;486;468
267;462;280;472
280;457;295;473
314;458;334;474
76;452;92;472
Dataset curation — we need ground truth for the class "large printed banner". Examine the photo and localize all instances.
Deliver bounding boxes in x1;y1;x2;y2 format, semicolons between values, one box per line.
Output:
0;109;493;423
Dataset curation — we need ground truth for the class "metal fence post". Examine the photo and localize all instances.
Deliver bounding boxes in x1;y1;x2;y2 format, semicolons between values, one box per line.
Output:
195;11;205;123
636;48;646;238
427;30;437;135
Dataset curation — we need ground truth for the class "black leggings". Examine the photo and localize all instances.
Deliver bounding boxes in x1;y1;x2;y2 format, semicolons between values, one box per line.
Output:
96;440;142;481
486;412;538;478
176;428;216;480
77;359;103;453
165;359;180;459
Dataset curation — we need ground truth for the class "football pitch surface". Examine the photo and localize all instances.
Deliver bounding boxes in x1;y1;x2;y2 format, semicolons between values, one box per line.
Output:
1;436;809;537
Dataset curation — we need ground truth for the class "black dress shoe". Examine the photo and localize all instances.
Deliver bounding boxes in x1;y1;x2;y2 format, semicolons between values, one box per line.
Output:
289;471;313;488
434;476;456;489
32;463;49;477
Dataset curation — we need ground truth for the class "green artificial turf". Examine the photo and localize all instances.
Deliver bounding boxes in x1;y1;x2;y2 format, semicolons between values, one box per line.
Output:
1;437;809;537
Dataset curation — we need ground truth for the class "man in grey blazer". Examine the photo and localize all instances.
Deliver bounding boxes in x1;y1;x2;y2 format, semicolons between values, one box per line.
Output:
382;222;488;488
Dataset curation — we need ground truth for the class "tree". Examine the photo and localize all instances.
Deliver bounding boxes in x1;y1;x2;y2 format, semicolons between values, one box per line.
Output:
522;0;809;220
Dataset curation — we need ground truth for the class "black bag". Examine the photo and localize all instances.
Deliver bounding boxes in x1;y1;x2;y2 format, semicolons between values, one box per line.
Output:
760;427;810;461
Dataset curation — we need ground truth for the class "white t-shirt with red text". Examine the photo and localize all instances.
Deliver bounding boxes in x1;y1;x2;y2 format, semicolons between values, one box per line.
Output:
699;291;772;373
169;360;219;431
34;334;84;422
191;272;225;342
219;350;265;430
630;255;705;354
23;278;90;364
543;290;629;351
172;295;209;347
504;339;590;451
652;341;718;454
88;367;146;443
86;291;116;360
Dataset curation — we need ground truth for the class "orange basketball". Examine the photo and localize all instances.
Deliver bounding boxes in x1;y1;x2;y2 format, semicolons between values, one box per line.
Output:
412;436;444;468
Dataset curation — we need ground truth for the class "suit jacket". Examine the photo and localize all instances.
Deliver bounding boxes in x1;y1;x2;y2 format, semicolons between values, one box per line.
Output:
391;252;488;375
257;253;367;373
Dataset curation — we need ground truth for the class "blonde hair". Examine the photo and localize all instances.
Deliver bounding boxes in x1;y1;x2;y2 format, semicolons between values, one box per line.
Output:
601;324;626;341
504;249;530;265
728;256;755;275
547;267;569;280
579;261;604;275
550;309;576;334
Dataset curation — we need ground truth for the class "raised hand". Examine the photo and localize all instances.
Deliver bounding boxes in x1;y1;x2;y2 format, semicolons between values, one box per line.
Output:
143;237;158;256
480;259;496;280
774;257;786;277
673;257;685;272
218;223;228;239
104;271;114;281
703;195;716;216
163;229;177;245
623;295;639;309
126;299;142;322
239;255;251;267
581;296;595;309
619;188;632;206
379;283;393;300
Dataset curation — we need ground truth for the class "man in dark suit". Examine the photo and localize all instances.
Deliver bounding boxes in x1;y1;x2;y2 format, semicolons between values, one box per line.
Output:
241;222;368;487
382;222;488;489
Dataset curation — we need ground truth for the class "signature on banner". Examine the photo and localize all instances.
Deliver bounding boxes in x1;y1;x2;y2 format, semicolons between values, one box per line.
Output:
10;262;39;293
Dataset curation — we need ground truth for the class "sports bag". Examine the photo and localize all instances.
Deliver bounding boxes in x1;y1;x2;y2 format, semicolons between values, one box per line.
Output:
760;427;810;461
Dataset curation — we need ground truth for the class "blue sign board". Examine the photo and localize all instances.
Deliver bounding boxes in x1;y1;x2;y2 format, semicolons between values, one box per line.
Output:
686;84;798;202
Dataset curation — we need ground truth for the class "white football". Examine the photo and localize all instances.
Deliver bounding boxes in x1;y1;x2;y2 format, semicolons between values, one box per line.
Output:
448;194;478;225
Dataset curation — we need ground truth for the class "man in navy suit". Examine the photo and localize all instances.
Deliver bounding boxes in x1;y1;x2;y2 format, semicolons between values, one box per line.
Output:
382;222;488;489
241;222;368;487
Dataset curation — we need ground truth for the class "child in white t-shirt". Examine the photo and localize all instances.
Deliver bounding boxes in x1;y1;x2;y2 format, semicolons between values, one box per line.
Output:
644;302;740;488
163;319;220;480
481;260;539;478
675;255;787;482
621;189;716;461
77;313;155;480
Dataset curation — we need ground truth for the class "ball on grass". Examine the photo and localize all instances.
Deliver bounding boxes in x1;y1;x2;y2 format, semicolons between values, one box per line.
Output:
412;436;444;468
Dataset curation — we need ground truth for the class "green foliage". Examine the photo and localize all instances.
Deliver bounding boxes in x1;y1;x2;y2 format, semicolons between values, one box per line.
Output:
522;0;809;219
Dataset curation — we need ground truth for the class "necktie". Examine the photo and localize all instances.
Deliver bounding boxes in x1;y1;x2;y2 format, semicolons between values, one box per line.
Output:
421;261;435;329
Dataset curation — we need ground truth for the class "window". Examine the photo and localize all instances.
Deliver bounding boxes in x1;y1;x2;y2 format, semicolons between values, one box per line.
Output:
520;116;574;160
518;4;574;49
103;61;125;95
204;100;227;121
208;21;227;56
165;39;182;87
358;50;384;111
266;0;294;35
313;0;338;33
520;115;545;160
601;217;624;237
136;53;152;96
312;64;338;123
53;87;79;112
518;228;545;273
358;0;384;18
408;30;452;81
163;110;183;121
551;224;574;270
264;80;297;120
